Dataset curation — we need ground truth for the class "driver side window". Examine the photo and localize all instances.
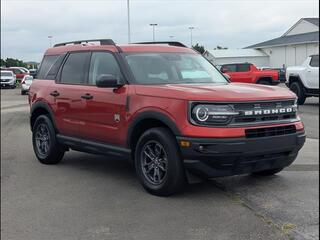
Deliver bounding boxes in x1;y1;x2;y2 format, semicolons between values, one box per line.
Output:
88;52;123;85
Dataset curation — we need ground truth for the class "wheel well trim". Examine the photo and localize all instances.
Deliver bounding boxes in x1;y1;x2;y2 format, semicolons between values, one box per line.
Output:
127;111;181;148
30;101;57;131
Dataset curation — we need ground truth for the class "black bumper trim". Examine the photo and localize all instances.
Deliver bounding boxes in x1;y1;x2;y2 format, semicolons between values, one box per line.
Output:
177;131;306;178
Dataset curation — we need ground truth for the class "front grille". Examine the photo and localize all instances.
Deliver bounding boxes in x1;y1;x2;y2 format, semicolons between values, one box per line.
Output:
1;79;10;82
231;100;297;125
245;125;296;138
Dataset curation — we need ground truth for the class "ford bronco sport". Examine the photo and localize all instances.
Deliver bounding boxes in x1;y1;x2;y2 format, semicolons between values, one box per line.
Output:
29;39;306;196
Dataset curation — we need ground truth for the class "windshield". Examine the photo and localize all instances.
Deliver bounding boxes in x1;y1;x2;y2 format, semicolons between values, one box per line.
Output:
125;53;228;85
25;76;33;81
1;72;12;77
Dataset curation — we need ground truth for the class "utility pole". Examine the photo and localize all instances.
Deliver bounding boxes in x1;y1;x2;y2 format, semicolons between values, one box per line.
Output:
149;23;158;42
188;27;194;47
48;36;53;47
127;0;131;43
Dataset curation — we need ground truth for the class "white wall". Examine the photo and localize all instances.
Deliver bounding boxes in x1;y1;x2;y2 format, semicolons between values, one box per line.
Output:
212;56;269;67
285;20;319;36
261;43;319;68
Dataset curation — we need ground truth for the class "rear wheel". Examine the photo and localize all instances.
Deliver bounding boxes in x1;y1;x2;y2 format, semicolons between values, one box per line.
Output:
252;167;284;176
289;81;306;105
135;127;186;196
32;115;64;164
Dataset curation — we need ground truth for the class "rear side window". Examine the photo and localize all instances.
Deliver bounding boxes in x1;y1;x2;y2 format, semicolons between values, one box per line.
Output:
88;52;123;85
237;64;250;72
46;54;66;80
37;55;59;79
310;55;319;67
60;52;90;84
222;64;237;72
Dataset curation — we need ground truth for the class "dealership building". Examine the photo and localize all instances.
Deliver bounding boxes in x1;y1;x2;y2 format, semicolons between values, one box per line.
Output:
204;18;319;68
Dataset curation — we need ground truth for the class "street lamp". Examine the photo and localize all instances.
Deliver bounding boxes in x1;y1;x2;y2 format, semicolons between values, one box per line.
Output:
149;23;158;42
188;27;194;47
127;0;131;43
48;36;53;47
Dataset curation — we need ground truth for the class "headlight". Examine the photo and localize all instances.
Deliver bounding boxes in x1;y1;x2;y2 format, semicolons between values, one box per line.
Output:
190;104;239;125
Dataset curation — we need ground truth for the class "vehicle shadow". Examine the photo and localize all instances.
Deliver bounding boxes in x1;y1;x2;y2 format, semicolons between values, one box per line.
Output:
59;151;223;197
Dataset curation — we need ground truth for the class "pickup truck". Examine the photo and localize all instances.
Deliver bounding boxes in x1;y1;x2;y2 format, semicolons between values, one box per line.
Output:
220;63;279;85
286;55;319;105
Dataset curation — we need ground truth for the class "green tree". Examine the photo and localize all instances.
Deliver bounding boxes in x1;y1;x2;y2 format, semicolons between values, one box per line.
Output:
192;43;205;54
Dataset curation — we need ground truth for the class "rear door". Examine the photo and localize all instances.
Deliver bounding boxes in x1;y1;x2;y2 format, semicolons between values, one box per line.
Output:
78;51;128;146
306;55;319;89
54;51;91;138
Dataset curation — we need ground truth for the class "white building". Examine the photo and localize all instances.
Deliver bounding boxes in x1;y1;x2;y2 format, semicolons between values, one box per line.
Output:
203;49;269;67
246;18;319;68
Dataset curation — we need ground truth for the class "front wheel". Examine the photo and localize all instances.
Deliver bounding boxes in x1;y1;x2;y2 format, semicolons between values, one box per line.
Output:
32;115;65;164
290;82;306;105
135;127;186;196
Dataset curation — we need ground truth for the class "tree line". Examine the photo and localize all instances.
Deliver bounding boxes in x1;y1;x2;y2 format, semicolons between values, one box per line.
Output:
1;58;38;69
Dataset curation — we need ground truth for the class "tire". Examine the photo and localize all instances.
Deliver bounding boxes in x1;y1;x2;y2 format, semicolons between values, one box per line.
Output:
135;127;186;196
32;115;64;164
290;81;306;105
21;90;25;95
252;167;284;176
257;80;271;85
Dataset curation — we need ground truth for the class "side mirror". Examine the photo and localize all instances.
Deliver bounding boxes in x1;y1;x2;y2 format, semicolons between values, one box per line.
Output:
96;74;123;88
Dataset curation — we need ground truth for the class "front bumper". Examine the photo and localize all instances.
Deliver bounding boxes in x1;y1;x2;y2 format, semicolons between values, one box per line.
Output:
177;130;306;178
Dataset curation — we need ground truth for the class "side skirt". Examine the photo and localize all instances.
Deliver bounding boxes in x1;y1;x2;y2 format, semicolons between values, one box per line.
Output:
56;134;131;158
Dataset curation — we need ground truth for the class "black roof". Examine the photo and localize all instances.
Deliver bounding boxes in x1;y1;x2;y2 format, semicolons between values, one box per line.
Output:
245;31;319;49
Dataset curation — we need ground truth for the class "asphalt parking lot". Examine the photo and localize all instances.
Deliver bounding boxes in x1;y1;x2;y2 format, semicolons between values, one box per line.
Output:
1;87;319;240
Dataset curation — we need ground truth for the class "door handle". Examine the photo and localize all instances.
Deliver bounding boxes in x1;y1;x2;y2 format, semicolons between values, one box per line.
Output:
50;90;60;97
81;93;93;100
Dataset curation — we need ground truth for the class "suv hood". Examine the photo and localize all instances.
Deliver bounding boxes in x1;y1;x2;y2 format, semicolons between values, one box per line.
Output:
135;83;296;102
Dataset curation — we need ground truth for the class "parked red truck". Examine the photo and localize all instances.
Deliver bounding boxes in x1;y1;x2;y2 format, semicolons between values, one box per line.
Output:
29;40;305;196
220;63;280;85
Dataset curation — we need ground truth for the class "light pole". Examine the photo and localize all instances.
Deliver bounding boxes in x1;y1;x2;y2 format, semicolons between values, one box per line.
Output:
188;27;194;47
127;0;131;43
48;36;53;47
149;23;158;42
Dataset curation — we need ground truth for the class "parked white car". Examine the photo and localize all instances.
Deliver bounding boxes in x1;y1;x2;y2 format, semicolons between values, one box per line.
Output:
1;70;16;88
21;75;33;95
286;55;319;105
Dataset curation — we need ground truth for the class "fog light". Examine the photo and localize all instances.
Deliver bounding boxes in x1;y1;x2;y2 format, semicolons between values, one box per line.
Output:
180;141;190;147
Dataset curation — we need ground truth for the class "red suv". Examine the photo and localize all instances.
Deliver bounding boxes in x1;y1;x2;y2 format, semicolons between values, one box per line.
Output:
220;63;279;85
29;39;305;196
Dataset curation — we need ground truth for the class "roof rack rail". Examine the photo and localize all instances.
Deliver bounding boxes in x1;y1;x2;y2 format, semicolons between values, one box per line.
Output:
134;41;187;48
53;39;116;47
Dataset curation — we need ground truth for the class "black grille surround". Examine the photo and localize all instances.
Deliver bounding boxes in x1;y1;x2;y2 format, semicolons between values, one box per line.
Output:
245;125;296;138
189;99;299;127
231;100;297;125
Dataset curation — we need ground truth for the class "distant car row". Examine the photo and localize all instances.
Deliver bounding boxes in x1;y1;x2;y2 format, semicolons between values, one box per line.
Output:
1;66;36;94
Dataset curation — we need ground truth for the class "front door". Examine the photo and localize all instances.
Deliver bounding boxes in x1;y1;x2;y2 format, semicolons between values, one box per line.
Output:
78;51;128;146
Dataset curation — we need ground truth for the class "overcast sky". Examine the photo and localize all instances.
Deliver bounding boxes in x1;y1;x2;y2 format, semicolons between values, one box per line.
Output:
1;0;319;62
